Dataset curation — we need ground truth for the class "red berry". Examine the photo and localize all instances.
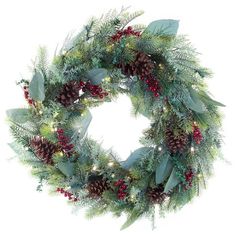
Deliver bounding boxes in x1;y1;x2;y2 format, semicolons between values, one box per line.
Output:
79;81;85;86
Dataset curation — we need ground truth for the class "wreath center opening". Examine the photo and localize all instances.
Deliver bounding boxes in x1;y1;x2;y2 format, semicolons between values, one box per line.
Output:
87;94;150;161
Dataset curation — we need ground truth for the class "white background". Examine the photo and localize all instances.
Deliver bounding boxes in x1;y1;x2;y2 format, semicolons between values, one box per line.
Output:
0;0;236;235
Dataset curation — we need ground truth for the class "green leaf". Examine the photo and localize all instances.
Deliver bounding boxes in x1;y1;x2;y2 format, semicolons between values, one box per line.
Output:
78;110;92;139
199;91;225;107
29;72;45;101
145;19;179;36
57;161;75;177
6;108;30;123
86;68;108;85
155;155;173;184
121;147;153;170
164;167;181;193
184;87;206;113
120;209;143;230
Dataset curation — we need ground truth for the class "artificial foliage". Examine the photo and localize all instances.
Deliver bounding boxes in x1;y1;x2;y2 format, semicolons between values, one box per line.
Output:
7;8;225;230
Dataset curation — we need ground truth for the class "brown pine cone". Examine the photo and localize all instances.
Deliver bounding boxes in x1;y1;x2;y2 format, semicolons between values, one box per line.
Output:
133;52;155;77
56;80;81;107
165;127;188;154
119;52;155;78
147;185;168;204
87;178;110;198
30;136;58;165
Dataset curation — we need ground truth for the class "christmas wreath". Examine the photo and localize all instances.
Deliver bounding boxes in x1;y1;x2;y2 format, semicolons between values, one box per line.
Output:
7;9;224;230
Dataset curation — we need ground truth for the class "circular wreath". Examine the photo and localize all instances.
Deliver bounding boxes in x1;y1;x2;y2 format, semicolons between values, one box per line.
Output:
7;9;224;230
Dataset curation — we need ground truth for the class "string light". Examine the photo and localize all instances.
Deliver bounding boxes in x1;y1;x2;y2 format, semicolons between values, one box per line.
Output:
24;147;29;151
58;151;64;157
92;165;97;171
190;146;195;153
130;194;135;200
197;174;202;179
111;174;115;178
108;162;114;167
158;63;164;69
103;77;111;83
39;110;43;115
158;146;162;151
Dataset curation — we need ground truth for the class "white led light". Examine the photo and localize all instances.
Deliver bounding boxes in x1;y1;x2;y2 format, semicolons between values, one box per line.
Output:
108;162;114;167
158;146;162;151
92;166;97;171
190;147;195;153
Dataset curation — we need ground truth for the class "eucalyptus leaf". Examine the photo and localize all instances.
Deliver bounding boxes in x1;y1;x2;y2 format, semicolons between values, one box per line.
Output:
164;167;181;193
78;110;92;139
184;87;206;113
121;210;143;230
57;161;75;177
155;155;173;184
86;68;108;85
6;108;30;124
29;72;45;101
199;91;225;107
121;147;153;170
145;19;179;36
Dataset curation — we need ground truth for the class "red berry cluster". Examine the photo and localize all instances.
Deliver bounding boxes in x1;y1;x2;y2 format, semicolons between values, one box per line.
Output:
56;188;78;202
141;74;161;97
82;81;108;99
111;26;141;42
56;128;74;157
23;86;35;106
114;179;128;200
184;169;195;190
193;123;203;144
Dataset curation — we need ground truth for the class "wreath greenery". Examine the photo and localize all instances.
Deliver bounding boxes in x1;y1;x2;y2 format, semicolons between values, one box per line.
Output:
7;9;224;230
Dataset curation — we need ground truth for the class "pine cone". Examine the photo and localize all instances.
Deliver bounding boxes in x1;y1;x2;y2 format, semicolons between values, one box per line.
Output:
87;178;110;198
30;136;58;165
133;52;155;77
119;52;155;78
56;81;81;107
119;63;136;77
165;126;188;154
147;185;168;204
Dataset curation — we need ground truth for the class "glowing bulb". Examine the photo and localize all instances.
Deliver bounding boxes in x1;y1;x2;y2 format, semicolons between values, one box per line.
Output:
92;166;97;171
108;162;114;167
59;152;63;157
111;174;115;178
190;147;195;153
39;110;43;115
103;77;111;83
197;174;202;178
24;147;29;151
163;106;167;112
158;146;162;151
